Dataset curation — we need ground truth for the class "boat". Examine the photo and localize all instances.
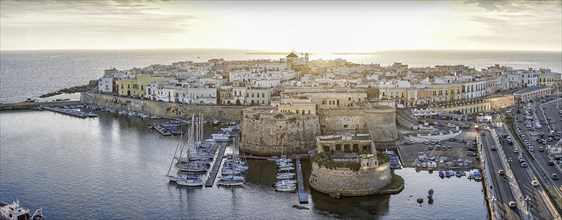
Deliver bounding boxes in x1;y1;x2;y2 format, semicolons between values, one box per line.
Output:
86;112;98;117
176;175;204;187
1;200;30;220
217;136;246;186
473;171;483;181
211;133;230;142
220;175;245;181
30;209;45;220
217;179;244;186
276;183;297;192
276;172;296;180
275;179;297;185
274;158;293;164
455;171;463;177
277;162;294;168
279;166;295;172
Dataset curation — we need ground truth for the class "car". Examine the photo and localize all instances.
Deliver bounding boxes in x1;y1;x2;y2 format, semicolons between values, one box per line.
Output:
549;161;555;166
539;146;544;152
531;180;539;187
508;201;517;208
498;170;505;176
529;146;534;152
481;132;486;136
491;146;497;151
553;174;559;180
521;162;528;168
514;149;519;154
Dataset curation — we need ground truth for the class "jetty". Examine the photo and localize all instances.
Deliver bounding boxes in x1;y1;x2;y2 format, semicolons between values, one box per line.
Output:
43;106;87;118
205;144;227;187
296;157;308;204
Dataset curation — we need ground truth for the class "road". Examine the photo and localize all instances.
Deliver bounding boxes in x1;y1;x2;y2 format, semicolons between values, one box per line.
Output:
514;99;562;194
496;126;557;220
480;129;520;219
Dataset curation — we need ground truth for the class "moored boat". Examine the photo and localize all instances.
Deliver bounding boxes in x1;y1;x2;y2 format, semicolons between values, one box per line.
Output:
1;200;30;220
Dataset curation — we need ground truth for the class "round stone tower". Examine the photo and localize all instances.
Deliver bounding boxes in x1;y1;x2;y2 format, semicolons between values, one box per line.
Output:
361;104;399;146
240;107;321;156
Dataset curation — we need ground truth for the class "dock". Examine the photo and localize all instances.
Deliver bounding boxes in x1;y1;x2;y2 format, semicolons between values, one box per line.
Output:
295;157;308;204
205;144;227;187
43;106;87;118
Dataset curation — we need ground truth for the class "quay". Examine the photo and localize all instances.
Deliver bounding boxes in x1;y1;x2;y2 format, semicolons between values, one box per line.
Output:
43;106;87;118
205;144;227;187
296;157;308;204
0;100;82;111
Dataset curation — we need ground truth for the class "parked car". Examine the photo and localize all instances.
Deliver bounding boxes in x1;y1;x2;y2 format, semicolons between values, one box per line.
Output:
553;174;559;180
498;170;505;176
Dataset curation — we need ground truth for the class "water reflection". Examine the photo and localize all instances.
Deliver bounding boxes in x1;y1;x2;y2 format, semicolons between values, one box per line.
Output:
0;110;487;219
311;189;391;218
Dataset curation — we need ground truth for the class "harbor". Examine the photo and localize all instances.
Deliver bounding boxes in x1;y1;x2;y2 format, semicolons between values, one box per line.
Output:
0;109;489;219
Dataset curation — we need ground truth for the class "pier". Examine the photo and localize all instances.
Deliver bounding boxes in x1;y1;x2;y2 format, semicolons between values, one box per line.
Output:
43;106;87;118
295;157;308;204
205;144;227;187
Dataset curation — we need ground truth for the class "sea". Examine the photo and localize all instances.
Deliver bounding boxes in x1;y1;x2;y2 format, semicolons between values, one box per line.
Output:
0;49;560;219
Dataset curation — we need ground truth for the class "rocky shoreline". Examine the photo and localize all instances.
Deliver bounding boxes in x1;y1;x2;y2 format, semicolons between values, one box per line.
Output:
39;80;98;98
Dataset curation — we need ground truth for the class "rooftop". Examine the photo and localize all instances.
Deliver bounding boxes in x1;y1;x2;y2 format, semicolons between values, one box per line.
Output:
513;86;551;95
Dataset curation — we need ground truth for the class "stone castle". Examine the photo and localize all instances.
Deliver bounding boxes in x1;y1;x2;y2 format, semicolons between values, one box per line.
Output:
240;103;399;156
309;134;392;196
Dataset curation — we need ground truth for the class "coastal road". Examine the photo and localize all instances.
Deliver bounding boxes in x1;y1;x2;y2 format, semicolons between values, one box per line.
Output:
497;126;557;220
480;129;520;219
515;100;562;194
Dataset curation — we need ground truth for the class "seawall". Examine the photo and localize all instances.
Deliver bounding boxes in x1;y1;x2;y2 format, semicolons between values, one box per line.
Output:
81;92;247;121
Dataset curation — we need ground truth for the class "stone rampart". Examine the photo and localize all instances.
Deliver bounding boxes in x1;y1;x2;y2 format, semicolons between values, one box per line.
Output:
81;92;246;121
309;162;392;196
363;106;399;143
240;107;321;156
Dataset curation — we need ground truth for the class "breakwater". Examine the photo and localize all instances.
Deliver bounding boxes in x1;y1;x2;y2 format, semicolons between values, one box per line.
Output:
0;101;82;111
81;92;247;121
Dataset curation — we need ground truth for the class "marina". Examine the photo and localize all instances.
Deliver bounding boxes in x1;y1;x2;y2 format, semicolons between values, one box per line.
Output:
0;110;489;219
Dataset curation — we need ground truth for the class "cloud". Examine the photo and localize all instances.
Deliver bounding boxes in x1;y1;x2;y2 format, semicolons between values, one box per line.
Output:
1;0;197;35
464;0;561;13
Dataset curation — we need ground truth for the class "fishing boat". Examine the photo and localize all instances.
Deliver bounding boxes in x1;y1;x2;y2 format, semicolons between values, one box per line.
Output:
217;175;244;186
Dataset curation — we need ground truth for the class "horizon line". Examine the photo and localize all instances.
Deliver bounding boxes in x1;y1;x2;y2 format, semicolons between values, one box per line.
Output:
1;47;561;53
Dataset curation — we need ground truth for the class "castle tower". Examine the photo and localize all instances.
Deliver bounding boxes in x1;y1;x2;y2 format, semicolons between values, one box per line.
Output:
305;52;309;63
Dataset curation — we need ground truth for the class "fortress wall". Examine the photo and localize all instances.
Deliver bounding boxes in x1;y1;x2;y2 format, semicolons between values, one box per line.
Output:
309;162;392;196
240;108;321;156
363;107;399;143
82;92;245;121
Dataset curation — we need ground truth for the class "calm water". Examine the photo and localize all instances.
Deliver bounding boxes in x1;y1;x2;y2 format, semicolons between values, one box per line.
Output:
0;110;488;219
1;49;561;103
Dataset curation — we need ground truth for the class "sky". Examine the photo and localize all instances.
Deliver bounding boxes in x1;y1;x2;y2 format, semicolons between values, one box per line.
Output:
1;0;561;52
